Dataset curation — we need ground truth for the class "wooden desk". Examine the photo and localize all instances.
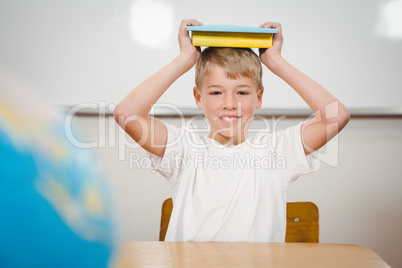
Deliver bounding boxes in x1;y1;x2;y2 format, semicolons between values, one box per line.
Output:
117;241;389;268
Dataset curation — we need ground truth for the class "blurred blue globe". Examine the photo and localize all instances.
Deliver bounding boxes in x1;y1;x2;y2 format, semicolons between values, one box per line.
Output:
0;88;116;267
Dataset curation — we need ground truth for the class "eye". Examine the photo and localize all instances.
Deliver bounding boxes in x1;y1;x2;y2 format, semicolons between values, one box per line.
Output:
238;91;249;95
210;91;221;95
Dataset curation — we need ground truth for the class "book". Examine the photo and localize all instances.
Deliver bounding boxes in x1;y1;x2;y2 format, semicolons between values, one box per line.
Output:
187;25;277;48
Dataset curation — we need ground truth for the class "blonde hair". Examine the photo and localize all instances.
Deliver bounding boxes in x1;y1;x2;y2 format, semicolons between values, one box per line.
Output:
195;47;263;90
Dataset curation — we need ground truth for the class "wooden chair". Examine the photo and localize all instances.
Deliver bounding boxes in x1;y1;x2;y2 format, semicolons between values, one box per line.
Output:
159;198;319;243
285;201;319;243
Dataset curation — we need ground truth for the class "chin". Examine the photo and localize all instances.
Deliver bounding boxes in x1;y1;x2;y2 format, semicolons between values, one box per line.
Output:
211;130;243;140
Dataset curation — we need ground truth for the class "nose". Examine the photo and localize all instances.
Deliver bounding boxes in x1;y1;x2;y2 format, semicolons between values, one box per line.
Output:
223;94;238;110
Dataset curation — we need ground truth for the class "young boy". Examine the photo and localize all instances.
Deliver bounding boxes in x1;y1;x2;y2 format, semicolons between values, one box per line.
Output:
114;19;350;242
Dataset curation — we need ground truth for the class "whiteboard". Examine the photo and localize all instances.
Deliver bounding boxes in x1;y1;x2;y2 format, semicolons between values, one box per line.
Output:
1;0;401;111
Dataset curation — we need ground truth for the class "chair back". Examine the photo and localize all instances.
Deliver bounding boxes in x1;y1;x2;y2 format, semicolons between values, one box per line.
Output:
159;198;319;242
286;202;319;243
159;198;173;241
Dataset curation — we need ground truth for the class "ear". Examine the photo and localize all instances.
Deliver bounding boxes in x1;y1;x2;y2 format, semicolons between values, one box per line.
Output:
193;87;203;109
256;88;264;109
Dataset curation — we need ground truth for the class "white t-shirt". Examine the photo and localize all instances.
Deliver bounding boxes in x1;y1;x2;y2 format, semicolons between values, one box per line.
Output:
146;122;319;242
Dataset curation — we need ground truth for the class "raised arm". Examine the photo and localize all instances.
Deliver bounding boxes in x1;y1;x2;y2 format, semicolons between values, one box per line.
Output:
259;22;350;155
114;19;202;158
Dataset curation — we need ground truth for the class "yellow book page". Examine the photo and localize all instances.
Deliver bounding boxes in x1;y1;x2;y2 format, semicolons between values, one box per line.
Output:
192;32;273;48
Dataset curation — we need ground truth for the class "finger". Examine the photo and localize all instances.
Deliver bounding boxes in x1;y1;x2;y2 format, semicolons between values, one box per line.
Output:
260;22;283;42
260;22;282;34
179;19;203;37
260;22;281;29
180;19;203;30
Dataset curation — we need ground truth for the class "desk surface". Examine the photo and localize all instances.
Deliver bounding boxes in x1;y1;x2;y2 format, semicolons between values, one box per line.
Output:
116;241;389;268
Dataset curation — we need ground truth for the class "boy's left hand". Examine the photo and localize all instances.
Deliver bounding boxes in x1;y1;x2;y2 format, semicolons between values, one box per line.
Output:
258;22;350;156
259;22;283;68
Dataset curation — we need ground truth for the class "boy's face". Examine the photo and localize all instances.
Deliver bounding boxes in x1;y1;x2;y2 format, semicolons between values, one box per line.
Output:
193;65;263;146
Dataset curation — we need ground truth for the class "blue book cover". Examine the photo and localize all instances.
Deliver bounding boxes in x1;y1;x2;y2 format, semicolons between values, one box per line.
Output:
187;25;277;34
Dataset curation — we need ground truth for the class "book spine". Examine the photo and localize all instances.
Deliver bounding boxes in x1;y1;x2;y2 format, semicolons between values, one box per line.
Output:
192;32;273;48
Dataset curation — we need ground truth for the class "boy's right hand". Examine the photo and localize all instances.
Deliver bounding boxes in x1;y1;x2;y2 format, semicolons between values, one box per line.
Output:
178;19;203;67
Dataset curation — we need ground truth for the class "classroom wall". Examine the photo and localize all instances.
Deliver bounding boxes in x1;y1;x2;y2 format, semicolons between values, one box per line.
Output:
2;0;402;110
70;115;402;267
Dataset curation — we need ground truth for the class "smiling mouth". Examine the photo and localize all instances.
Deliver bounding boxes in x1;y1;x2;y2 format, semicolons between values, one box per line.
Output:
218;116;241;123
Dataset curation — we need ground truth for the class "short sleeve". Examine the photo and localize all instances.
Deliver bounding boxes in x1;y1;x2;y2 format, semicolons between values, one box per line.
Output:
280;122;320;185
144;123;185;181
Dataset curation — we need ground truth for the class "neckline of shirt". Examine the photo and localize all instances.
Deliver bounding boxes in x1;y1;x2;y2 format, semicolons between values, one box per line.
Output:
205;136;253;149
